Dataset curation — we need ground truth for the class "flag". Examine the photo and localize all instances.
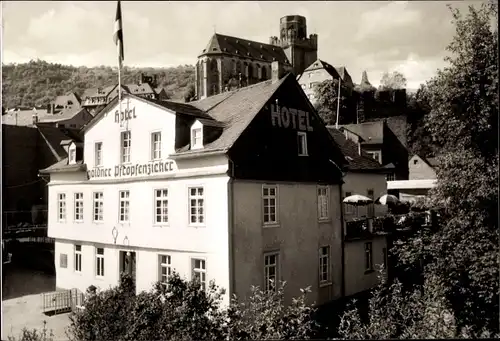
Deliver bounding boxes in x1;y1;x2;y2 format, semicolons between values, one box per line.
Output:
113;1;124;66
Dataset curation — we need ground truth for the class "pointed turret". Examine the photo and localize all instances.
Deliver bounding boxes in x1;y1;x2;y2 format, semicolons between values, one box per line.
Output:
355;70;376;92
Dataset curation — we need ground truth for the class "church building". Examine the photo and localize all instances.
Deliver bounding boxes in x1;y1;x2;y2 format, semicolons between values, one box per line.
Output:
195;15;318;99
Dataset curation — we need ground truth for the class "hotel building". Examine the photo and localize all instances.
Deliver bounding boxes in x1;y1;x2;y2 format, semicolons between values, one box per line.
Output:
41;63;348;306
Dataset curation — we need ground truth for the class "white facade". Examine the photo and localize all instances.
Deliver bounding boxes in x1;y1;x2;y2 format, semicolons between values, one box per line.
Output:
48;97;232;303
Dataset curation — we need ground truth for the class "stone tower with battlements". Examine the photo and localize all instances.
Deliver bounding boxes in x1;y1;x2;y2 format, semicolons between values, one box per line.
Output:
269;15;318;76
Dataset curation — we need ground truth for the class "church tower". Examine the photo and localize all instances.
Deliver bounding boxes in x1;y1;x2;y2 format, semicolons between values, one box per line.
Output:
270;15;318;76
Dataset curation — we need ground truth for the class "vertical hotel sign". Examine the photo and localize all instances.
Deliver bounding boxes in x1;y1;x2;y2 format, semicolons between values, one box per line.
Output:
87;105;177;180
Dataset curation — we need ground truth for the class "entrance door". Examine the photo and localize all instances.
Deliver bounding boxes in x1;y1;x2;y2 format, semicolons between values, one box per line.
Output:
119;251;136;288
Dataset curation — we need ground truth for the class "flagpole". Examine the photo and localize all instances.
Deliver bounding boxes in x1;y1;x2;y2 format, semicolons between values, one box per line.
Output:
335;77;341;129
118;53;122;120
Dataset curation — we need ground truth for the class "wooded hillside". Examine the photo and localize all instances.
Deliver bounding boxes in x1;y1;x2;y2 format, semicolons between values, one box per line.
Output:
1;60;195;108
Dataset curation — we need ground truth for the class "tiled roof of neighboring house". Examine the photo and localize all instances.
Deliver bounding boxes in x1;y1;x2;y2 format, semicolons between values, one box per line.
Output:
82;85;115;99
384;115;407;148
426;157;438;167
341;121;385;145
53;92;81;107
38;107;90;123
327;127;385;172
40;158;86;174
200;33;290;64
124;83;155;95
2;109;50;126
299;59;341;79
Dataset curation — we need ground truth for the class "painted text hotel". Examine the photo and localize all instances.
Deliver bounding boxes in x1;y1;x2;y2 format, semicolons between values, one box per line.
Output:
41;64;349;305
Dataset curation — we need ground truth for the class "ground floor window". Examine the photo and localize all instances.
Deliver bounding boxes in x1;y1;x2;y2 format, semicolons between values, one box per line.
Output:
96;247;105;277
264;253;279;292
192;258;206;289
159;254;171;287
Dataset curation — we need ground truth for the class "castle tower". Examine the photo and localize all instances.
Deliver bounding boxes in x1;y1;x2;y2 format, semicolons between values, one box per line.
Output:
270;15;318;75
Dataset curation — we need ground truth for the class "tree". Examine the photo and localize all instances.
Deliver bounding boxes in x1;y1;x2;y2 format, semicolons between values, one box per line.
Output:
314;79;355;125
395;1;499;334
67;273;318;341
406;84;435;157
379;71;407;90
184;83;196;102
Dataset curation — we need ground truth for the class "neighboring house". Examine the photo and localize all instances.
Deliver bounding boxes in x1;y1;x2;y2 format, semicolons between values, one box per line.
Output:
154;87;170;101
37;107;93;129
328;127;390;296
81;74;167;115
2;124;82;228
195;15;318;99
40;62;349;307
296;59;353;105
341;120;409;181
2;108;50;127
388;154;438;202
48;92;81;114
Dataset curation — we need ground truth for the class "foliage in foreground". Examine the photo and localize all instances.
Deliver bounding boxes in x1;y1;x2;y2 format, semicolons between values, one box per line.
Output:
66;273;317;341
7;320;54;341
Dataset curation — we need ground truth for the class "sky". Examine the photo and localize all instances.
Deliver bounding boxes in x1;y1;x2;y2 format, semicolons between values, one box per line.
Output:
1;0;485;89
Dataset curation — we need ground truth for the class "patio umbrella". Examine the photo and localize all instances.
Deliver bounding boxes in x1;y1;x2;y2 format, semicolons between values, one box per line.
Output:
343;194;373;206
375;194;400;205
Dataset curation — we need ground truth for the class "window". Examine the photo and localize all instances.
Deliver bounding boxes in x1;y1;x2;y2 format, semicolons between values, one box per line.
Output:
301;84;306;89
75;245;82;272
69;149;76;163
93;192;104;222
386;173;395;181
382;247;388;269
191;128;202;148
413;159;418;165
120;131;131;163
60;254;68;268
365;242;373;272
367;151;381;163
262;185;278;225
159;255;171;287
119;190;130;222
367;189;374;217
155;189;168;224
297;132;308;156
74;193;84;221
318;186;329;220
189;187;204;225
309;82;318;89
192;258;206;290
344;191;354;214
151;132;162;160
57;193;66;222
96;247;105;277
264;253;279;292
94;142;103;166
319;246;330;284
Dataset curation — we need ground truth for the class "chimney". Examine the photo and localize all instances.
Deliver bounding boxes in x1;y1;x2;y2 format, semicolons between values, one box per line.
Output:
271;61;285;83
32;113;39;125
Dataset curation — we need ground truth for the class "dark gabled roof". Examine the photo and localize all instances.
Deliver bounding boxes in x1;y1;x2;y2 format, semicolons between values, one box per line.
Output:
300;59;341;79
327;127;385;172
125;83;155;95
53;92;81;107
82;85;115;99
341;121;385;145
199;33;289;64
37;126;83;161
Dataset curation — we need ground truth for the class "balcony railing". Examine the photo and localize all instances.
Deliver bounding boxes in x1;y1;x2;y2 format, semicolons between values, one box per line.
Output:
3;210;48;230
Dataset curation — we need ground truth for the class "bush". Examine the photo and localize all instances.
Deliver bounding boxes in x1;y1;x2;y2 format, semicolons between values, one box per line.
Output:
7;321;54;341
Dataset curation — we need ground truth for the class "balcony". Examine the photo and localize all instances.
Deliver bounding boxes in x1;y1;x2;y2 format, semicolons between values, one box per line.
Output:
344;216;396;241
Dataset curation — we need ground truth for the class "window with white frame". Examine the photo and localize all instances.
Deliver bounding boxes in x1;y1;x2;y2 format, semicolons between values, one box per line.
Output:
317;186;329;220
191;128;202;149
74;193;84;221
119;190;130;222
188;187;204;225
344;191;354;214
151;132;162;160
158;254;171;287
94;142;103;167
319;246;330;284
301;84;306;89
264;253;279;292
96;247;105;277
297;132;308;156
366;151;381;164
75;244;82;272
155;189;168;224
58;193;66;222
69;148;76;163
192;258;206;289
93;192;103;222
364;242;373;271
120;131;131;163
262;185;278;225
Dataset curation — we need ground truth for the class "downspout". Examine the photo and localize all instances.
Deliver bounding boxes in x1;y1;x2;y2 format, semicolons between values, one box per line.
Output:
228;158;236;301
339;182;346;298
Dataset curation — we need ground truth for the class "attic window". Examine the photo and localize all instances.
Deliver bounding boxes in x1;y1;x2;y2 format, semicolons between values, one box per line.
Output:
248;42;251;45
202;49;206;53
236;40;239;43
212;47;217;51
223;48;227;51
414;159;418;165
191;127;203;150
235;50;239;54
247;52;251;56
69;148;76;164
260;45;263;48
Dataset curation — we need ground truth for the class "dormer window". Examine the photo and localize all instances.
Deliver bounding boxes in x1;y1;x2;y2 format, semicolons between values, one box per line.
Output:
68;144;77;165
191;127;203;149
